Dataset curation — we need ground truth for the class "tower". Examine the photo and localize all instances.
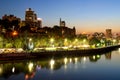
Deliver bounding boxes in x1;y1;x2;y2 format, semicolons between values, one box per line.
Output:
60;18;66;27
25;8;35;22
106;29;112;39
60;18;61;26
25;8;42;29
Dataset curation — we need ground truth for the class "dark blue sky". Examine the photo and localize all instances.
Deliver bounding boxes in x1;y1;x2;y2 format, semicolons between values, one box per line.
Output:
0;0;120;33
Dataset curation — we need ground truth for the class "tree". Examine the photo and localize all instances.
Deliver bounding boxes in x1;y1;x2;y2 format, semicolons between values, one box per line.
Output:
11;20;20;30
89;37;100;47
20;25;30;32
1;19;10;29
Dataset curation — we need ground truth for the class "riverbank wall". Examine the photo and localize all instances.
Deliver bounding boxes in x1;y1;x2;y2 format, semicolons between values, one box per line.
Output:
0;45;120;61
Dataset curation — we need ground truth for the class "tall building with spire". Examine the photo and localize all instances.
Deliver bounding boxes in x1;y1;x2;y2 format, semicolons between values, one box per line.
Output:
60;18;66;27
58;18;76;38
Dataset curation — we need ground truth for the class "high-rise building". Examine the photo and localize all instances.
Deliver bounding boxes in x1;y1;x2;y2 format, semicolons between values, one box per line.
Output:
58;18;76;38
37;18;42;28
25;8;37;22
25;8;42;31
106;29;112;39
60;18;66;27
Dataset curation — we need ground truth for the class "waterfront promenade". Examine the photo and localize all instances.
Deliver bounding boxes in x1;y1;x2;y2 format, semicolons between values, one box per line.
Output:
0;45;120;61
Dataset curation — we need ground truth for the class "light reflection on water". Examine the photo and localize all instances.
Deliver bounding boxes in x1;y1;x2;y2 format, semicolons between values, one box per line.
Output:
0;49;120;80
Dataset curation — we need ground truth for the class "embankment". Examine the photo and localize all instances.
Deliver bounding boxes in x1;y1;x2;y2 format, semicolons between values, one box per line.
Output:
0;45;120;61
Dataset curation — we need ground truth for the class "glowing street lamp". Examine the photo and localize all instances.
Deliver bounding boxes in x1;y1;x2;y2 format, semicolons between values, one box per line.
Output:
73;38;78;47
64;38;68;46
29;38;32;42
50;38;54;43
50;38;54;47
113;39;117;45
64;38;67;42
12;31;18;48
75;38;78;42
83;39;86;43
12;31;18;36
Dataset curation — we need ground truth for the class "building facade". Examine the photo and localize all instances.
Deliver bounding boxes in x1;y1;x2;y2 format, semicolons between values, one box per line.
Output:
60;18;66;27
25;8;42;30
2;14;21;22
106;29;112;40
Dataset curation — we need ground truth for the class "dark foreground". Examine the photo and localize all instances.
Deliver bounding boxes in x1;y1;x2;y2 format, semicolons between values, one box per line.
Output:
0;45;120;61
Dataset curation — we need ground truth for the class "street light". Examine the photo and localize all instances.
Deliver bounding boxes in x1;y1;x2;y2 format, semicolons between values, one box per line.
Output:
12;31;18;36
64;38;67;42
113;39;116;45
64;38;68;47
73;38;79;48
29;38;32;42
50;38;54;47
83;39;86;43
75;38;78;42
12;31;18;48
50;38;54;43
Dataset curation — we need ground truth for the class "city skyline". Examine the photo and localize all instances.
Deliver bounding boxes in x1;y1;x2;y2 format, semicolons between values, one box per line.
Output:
0;0;120;33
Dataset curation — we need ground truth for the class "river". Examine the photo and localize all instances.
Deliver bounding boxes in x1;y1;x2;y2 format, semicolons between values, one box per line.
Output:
0;48;120;80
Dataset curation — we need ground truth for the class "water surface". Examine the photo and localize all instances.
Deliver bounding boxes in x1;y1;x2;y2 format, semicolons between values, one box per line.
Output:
0;49;120;80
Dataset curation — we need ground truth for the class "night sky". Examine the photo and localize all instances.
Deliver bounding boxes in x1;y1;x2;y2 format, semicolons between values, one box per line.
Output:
0;0;120;33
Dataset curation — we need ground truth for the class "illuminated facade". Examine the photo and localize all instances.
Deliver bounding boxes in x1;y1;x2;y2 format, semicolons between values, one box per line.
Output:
25;8;42;30
25;8;36;22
